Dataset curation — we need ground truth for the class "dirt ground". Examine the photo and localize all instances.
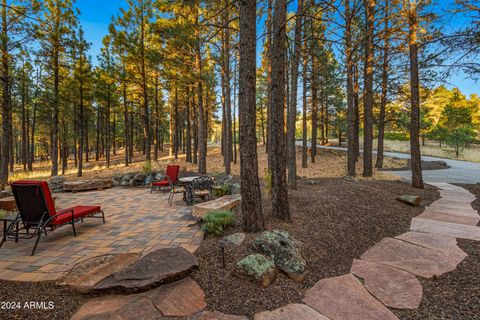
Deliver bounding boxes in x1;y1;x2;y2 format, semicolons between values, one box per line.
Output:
192;178;439;318
8;145;404;183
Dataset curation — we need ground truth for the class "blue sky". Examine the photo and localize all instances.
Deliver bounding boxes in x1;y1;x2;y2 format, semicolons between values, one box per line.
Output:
76;0;478;96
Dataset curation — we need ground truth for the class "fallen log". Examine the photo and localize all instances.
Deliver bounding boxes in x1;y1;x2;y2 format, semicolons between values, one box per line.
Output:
397;195;421;207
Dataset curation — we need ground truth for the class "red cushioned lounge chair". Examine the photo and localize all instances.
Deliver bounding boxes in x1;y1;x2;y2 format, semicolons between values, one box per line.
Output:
0;180;105;256
151;164;180;193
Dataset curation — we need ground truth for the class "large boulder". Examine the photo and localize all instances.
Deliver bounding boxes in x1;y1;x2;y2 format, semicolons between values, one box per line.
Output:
144;173;156;186
57;253;140;293
92;247;198;294
254;230;307;282
235;254;277;288
121;172;137;186
132;173;146;186
219;233;246;247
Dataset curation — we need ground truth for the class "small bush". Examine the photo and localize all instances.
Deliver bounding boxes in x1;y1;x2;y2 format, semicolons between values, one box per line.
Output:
0;209;6;219
201;210;235;236
142;161;152;174
213;184;231;197
263;170;272;195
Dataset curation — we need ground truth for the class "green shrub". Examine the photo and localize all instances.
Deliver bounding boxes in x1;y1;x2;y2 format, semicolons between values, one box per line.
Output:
213;184;231;197
0;209;6;219
263;170;272;195
142;161;152;174
201;210;235;236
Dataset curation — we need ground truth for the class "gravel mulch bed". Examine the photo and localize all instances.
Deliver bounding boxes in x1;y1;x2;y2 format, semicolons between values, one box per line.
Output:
0;281;86;320
382;160;450;171
191;178;439;318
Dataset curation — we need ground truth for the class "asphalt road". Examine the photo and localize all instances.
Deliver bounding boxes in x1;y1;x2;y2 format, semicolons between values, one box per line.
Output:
295;141;480;184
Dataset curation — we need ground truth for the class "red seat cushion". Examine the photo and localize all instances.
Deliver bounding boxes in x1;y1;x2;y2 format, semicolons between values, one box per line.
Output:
152;180;169;187
53;206;101;225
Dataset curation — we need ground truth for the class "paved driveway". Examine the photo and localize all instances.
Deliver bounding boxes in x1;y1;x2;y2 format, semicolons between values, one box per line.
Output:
296;141;480;184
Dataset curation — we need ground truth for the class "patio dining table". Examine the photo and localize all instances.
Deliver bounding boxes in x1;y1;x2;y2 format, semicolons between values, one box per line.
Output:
179;176;201;205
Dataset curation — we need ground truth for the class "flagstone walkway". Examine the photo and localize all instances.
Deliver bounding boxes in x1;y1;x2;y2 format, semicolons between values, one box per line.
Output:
0;188;203;282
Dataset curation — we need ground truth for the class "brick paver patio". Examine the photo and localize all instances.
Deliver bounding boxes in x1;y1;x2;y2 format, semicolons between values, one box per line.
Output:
0;187;203;282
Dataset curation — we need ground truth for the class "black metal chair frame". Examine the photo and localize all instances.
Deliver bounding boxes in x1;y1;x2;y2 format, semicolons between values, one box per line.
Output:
0;185;105;256
189;176;214;203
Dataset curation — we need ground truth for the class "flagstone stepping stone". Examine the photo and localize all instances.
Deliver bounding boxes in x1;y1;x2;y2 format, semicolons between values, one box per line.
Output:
71;295;159;320
93;247;198;294
57;252;140;292
396;231;467;258
303;274;398;320
197;311;248;320
410;217;480;241
350;259;422;309
254;230;307;282
145;277;206;317
360;237;462;278
417;210;480;226
425;205;478;217
254;303;330;320
192;194;242;219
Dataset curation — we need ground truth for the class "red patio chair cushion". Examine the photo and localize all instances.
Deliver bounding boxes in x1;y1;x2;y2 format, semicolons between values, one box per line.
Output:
152;180;170;187
53;206;101;225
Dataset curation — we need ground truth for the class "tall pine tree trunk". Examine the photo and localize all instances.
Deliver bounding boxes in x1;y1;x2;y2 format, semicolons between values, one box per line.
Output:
271;0;290;221
376;0;390;169
408;2;423;188
362;0;375;177
287;0;304;189
239;0;264;232
345;0;356;176
0;0;9;188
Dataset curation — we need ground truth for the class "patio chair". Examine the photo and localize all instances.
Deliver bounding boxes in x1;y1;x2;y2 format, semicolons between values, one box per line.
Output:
0;180;105;256
191;176;214;203
151;164;180;193
168;184;187;206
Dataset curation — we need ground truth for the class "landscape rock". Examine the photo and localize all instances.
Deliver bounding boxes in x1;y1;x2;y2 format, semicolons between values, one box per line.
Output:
144;173;156;185
350;259;422;309
192;194;242;219
57;253;140;292
254;230;307;282
360;237;463;278
71;295;159;320
93;247;198;294
48;176;66;192
121;172;137;186
397;195;421;207
63;179;113;192
146;277;206;317
303;274;399;320
410;217;480;241
132;173;147;186
113;173;124;182
219;233;246;247
235;254;277;288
